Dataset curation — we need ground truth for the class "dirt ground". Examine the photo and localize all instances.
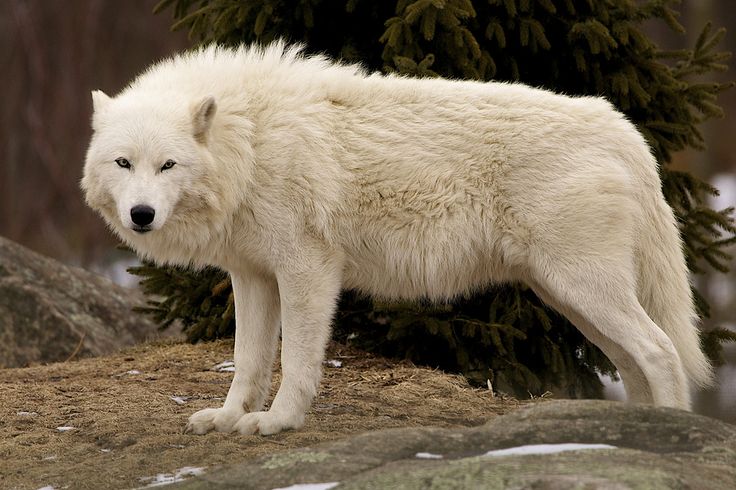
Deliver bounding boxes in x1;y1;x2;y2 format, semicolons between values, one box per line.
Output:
0;339;527;489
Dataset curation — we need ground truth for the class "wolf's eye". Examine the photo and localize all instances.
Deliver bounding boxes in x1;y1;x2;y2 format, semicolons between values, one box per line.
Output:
115;157;131;169
161;159;177;171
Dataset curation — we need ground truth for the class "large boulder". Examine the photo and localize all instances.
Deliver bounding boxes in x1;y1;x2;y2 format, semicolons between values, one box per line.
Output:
0;236;165;367
175;400;736;489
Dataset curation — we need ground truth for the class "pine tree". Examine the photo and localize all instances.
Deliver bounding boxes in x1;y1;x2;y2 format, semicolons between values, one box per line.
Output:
136;0;736;398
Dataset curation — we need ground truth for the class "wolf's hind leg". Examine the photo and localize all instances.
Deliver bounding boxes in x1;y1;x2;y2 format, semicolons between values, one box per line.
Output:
186;270;281;435
527;253;690;409
528;280;652;404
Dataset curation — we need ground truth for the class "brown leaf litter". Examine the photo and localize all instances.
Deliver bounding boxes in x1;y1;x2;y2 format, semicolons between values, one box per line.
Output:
0;339;527;489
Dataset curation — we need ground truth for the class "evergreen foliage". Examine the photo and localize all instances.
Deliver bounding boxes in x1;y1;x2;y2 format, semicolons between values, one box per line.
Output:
139;0;735;398
132;265;232;340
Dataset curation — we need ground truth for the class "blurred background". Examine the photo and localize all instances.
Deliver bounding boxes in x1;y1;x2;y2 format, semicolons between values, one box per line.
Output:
0;0;733;418
1;0;188;279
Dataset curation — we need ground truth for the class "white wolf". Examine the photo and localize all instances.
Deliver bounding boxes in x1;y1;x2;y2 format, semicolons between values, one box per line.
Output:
82;42;712;436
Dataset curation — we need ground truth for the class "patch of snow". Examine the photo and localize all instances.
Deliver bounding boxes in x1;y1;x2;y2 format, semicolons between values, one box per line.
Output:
212;361;235;372
169;396;188;405
90;256;141;288
42;455;57;461
17;411;38;416
116;370;141;376
101;449;111;453
600;373;626;402
56;426;76;432
36;486;55;490
484;443;616;457
271;483;340;490
709;173;736;212
139;466;206;487
325;359;342;368
415;452;443;459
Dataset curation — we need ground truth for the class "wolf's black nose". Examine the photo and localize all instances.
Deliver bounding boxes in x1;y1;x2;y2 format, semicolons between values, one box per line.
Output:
130;205;155;226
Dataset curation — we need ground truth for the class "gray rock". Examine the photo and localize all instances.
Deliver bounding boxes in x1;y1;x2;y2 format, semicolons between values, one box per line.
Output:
0;235;162;367
174;400;736;489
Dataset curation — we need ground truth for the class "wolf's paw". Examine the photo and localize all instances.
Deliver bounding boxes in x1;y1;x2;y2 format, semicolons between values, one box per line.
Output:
185;406;244;435
233;410;305;436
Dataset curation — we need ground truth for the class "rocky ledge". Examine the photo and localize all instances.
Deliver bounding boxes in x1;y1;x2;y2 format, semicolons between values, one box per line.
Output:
0;236;162;367
175;400;735;490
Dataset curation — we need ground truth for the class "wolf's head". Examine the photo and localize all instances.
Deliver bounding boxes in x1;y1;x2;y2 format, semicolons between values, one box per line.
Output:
82;89;242;265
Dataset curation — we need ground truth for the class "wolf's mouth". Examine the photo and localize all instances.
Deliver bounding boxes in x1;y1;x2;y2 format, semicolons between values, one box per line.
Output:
132;225;152;234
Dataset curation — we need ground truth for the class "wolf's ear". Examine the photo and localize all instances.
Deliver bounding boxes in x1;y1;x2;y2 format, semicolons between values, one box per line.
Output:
191;96;217;143
91;90;111;113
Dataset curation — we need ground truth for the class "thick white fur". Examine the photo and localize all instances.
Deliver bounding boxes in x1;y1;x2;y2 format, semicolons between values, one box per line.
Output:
82;42;713;436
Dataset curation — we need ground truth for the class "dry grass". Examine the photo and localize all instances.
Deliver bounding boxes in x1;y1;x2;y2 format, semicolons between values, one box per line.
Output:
0;339;526;489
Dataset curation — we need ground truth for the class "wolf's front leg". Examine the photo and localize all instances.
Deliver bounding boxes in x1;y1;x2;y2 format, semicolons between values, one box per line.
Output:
233;249;343;436
185;269;280;435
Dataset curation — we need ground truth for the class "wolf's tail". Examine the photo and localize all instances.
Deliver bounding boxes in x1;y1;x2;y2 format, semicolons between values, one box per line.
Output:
635;178;714;390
